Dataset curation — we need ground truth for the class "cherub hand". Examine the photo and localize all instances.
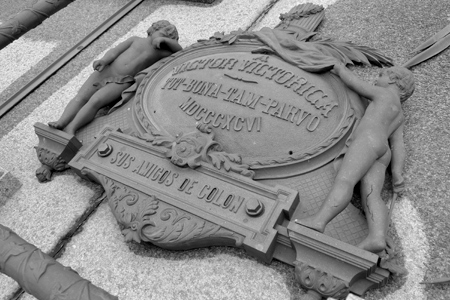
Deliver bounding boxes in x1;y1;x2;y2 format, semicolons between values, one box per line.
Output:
152;37;166;49
93;60;106;72
393;177;405;197
331;62;346;75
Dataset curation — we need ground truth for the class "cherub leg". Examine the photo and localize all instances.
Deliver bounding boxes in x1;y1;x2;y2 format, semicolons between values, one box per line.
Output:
357;149;391;253
298;137;383;232
49;73;101;129
64;82;132;135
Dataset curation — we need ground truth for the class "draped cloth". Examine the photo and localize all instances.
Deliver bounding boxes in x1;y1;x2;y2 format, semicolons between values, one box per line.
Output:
251;27;339;73
108;71;145;114
109;27;341;114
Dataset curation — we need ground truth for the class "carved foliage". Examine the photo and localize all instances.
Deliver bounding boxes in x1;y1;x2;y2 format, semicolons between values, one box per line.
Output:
34;147;68;182
132;123;255;178
89;171;242;248
35;147;67;171
294;261;349;299
279;5;324;22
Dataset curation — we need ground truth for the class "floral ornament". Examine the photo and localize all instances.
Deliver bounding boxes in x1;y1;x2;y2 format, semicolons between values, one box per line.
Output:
34;147;68;182
116;194;159;244
102;175;160;244
134;124;255;178
119;196;159;243
165;123;219;168
211;29;250;45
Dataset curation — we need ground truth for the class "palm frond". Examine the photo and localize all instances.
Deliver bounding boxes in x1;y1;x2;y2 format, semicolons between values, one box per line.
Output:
310;37;394;67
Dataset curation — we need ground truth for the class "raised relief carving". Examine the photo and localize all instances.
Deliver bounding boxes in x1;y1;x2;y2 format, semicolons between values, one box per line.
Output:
294;261;349;300
35;147;68;183
178;97;261;133
132;123;255;178
0;225;118;299
85;170;244;248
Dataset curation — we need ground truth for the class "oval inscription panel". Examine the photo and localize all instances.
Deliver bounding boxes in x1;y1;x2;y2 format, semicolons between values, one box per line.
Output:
134;41;358;178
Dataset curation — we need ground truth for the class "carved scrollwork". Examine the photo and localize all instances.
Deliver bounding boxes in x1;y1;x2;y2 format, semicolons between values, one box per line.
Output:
141;207;244;248
294;261;349;299
84;170;243;249
132;123;255;178
35;147;67;171
34;147;68;182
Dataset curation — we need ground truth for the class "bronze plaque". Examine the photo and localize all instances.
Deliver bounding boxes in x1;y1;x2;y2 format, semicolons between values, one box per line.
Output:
132;41;358;179
34;4;395;298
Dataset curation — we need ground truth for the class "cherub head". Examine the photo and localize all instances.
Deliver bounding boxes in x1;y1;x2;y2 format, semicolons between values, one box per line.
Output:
383;66;415;102
147;20;179;41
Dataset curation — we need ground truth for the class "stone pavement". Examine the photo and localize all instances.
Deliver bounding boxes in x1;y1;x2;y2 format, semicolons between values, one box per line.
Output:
0;0;449;299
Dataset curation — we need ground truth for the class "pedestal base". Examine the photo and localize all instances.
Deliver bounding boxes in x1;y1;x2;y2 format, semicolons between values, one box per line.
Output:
34;122;82;182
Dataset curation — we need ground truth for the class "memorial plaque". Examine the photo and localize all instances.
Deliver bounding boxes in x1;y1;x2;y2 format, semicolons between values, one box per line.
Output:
33;3;398;299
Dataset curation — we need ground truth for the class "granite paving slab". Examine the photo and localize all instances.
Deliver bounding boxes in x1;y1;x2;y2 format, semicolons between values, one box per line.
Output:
21;202;297;300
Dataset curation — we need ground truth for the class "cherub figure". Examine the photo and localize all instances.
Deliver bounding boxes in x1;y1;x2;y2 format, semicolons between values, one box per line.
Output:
49;20;182;135
297;63;415;253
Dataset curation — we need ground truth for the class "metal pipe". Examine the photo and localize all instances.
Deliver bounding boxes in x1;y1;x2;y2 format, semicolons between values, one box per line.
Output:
0;224;118;300
0;0;75;50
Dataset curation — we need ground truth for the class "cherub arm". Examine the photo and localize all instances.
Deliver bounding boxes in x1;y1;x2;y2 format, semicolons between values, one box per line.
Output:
93;38;135;71
389;122;406;195
333;63;382;101
152;37;182;53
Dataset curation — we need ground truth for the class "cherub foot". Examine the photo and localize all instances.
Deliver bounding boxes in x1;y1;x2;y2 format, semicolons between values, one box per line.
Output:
295;216;326;233
357;237;386;253
48;121;64;130
64;128;76;136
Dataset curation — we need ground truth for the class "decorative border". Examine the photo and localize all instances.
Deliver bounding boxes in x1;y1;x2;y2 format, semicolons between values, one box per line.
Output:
83;169;244;250
294;261;350;299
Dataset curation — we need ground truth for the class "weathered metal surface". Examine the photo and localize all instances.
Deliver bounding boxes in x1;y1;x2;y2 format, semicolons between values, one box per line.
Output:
131;39;358;179
31;3;395;299
0;224;118;300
